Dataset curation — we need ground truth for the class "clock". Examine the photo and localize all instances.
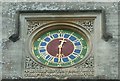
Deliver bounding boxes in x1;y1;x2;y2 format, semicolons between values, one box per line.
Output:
28;22;92;68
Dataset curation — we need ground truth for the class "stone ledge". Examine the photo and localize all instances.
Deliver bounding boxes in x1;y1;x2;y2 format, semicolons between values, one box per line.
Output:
1;79;120;81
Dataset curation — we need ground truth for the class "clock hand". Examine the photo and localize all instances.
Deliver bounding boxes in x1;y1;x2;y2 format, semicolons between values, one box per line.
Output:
56;38;66;63
58;38;67;54
59;38;66;48
57;46;62;63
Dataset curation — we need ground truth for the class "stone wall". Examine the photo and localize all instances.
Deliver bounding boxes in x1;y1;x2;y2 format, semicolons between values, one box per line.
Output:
0;1;2;81
1;2;119;80
118;2;120;79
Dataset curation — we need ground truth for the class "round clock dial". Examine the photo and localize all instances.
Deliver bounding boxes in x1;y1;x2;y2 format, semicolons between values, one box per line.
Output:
29;23;91;67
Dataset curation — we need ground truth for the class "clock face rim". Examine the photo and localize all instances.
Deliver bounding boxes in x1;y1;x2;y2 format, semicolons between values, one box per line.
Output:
28;22;92;68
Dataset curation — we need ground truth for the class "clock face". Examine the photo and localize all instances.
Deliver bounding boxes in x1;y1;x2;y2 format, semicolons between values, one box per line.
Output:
29;24;91;67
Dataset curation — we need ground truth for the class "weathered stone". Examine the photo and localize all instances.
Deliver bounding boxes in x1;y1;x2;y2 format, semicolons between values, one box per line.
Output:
1;2;119;79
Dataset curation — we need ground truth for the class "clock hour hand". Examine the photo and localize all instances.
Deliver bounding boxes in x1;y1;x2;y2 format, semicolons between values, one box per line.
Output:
58;38;66;48
56;38;66;62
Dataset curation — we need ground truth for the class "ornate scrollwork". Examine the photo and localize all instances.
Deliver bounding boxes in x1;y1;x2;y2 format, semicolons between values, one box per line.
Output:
27;20;94;34
24;56;94;78
27;21;47;34
74;20;94;32
82;56;94;68
24;56;44;69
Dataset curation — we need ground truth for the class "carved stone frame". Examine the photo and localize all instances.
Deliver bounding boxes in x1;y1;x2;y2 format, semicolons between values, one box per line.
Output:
9;10;112;79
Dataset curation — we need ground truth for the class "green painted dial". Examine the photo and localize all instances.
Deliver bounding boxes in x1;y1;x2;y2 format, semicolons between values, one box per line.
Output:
31;27;89;67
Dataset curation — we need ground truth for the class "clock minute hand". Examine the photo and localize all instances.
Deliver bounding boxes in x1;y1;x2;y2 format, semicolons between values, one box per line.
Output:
58;38;66;54
57;47;62;63
57;38;66;63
